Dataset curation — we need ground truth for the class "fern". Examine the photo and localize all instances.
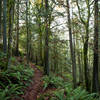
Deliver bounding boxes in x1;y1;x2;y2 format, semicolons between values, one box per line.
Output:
42;75;64;90
0;62;34;99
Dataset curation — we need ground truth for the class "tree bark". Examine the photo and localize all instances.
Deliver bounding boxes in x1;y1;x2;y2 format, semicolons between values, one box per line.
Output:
98;2;100;87
78;52;83;83
8;4;13;59
66;0;77;88
26;1;29;64
39;22;43;66
76;0;90;91
16;0;19;56
44;0;49;75
0;0;2;37
83;28;90;91
92;0;99;93
3;0;7;53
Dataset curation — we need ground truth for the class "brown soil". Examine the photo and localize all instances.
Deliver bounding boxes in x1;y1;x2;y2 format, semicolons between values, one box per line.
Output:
21;64;43;100
13;63;57;100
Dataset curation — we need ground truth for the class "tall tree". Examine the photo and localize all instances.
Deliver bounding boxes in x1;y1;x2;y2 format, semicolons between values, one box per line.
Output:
16;0;19;56
7;0;15;69
66;0;77;88
92;0;99;93
98;0;100;85
26;0;29;64
3;0;7;53
0;0;2;37
44;0;49;75
39;20;43;66
76;0;91;91
8;0;14;59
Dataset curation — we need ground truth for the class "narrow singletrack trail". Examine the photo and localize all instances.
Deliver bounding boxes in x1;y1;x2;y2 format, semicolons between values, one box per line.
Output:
22;64;43;100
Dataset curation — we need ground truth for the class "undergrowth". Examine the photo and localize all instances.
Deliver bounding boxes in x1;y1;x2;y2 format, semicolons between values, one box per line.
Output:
38;74;99;100
42;74;64;90
0;53;34;100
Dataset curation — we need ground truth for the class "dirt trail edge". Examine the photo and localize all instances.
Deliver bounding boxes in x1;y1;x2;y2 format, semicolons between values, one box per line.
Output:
22;64;43;100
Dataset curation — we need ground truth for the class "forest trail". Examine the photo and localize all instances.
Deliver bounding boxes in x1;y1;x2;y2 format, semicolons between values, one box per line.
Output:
22;64;43;100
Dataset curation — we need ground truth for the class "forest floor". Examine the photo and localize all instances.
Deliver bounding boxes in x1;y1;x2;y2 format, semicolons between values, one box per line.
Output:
21;64;43;100
21;64;57;100
13;62;57;100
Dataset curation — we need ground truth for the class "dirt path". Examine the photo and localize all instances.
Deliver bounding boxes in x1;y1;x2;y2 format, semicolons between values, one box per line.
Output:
22;64;43;100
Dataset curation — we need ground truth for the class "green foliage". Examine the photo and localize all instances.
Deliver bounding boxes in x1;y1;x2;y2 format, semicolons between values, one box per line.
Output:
0;52;7;58
39;80;99;100
52;89;65;100
0;61;34;99
0;52;7;70
36;65;44;72
50;85;98;100
42;74;64;90
64;83;98;100
10;57;17;63
69;87;96;100
0;84;23;100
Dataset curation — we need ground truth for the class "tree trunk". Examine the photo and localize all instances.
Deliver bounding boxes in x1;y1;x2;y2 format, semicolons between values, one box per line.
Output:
0;0;2;37
76;0;91;91
92;0;99;93
36;53;38;65
44;0;49;75
3;0;7;53
81;50;84;82
26;1;29;64
78;52;82;82
83;28;90;91
8;4;13;59
7;1;14;68
66;0;77;88
98;2;100;88
39;23;43;66
16;0;19;56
